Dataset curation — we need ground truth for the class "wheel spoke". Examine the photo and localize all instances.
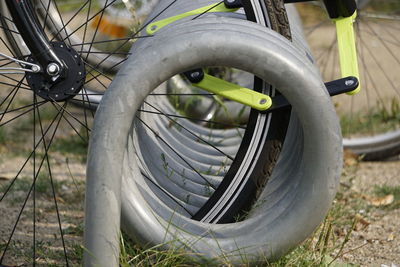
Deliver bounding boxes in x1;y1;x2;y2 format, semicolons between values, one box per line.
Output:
58;0;118;44
79;0;179;73
0;79;24;124
137;109;246;129
140;170;194;217
0;100;46;116
51;101;89;144
0;102;62;202
84;56;128;83
83;0;110;62
79;0;93;57
48;0;91;45
50;100;91;132
35;96;70;266
32;92;37;266
143;100;235;161
192;1;223;20
0;105;65;263
38;0;52;32
136;115;217;190
359;28;400;98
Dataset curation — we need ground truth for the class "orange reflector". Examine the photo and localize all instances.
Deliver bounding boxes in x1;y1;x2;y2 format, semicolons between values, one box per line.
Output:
91;15;128;38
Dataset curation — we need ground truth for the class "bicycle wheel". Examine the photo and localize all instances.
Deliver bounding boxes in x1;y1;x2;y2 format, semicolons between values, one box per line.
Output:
0;0;291;265
0;1;127;265
297;0;400;160
86;17;343;265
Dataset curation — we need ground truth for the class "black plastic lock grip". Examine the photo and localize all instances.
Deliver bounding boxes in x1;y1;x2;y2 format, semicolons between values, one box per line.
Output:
184;69;205;83
323;0;357;19
224;0;243;9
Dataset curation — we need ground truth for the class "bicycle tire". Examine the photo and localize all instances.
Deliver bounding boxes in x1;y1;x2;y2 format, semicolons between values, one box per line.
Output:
85;16;342;265
297;0;400;160
182;0;292;223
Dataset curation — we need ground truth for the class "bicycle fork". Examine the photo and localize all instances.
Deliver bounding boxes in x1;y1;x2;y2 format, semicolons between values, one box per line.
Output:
3;0;86;101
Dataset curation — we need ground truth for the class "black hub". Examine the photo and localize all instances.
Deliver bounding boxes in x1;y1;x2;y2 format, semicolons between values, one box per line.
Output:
26;42;86;102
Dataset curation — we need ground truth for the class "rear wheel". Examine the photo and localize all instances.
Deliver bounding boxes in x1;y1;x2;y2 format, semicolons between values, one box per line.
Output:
297;0;400;160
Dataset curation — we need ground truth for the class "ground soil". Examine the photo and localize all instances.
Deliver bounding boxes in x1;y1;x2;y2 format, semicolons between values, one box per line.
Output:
337;155;400;267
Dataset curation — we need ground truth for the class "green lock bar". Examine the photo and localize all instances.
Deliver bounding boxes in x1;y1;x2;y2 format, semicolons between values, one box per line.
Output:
146;3;271;111
193;73;272;111
334;11;360;95
146;3;239;35
323;0;360;95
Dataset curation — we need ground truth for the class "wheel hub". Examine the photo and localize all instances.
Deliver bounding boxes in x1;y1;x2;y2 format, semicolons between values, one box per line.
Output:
26;42;86;102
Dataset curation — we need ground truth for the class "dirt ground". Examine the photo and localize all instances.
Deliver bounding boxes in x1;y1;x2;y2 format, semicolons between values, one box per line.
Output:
338;155;400;267
2;150;399;266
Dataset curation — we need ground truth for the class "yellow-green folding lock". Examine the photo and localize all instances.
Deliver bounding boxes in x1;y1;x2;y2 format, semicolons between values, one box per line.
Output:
334;11;360;95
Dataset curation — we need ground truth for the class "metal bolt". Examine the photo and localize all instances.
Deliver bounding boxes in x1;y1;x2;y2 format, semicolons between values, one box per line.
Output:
226;0;235;3
345;79;355;86
47;63;60;76
191;72;201;79
71;87;75;91
259;98;267;105
78;72;82;75
31;65;40;73
55;94;59;98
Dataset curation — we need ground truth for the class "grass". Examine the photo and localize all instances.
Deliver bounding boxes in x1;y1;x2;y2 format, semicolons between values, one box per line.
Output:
114;166;366;267
64;223;85;236
0;168;85;204
0;173;62;203
120;234;204;267
367;0;400;13
0;127;6;145
340;98;400;137
51;133;88;159
117;216;357;267
0;103;63;156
